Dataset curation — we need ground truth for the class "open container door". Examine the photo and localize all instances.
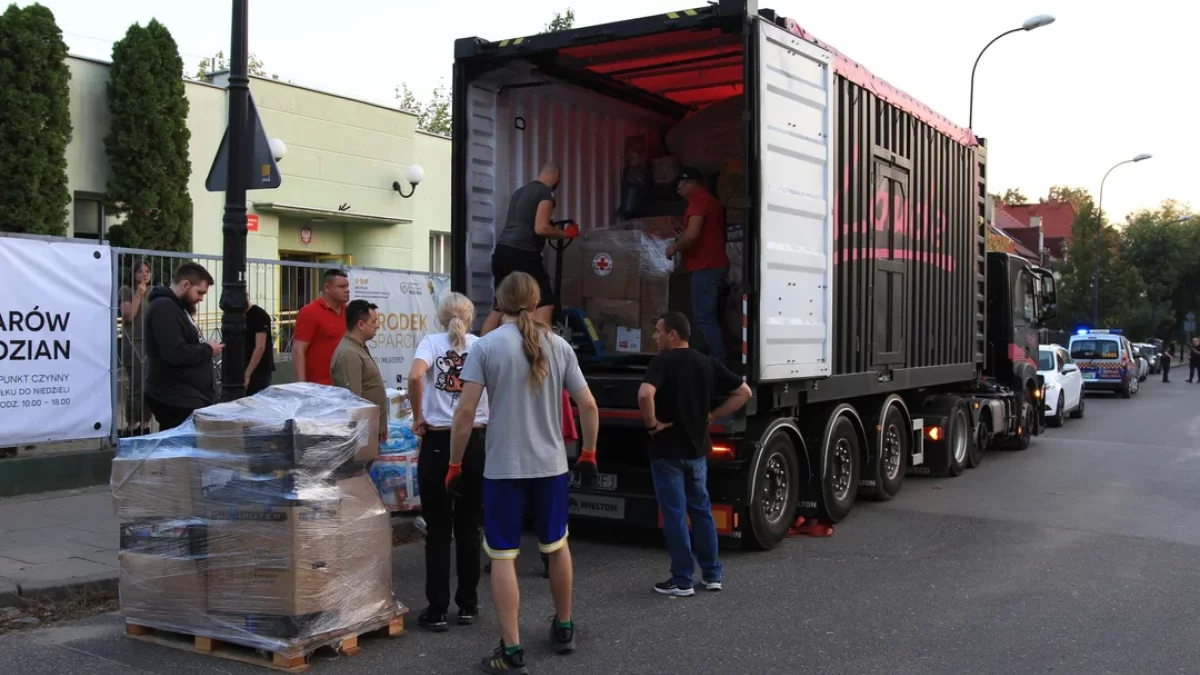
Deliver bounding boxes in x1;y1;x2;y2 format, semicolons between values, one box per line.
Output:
751;18;835;382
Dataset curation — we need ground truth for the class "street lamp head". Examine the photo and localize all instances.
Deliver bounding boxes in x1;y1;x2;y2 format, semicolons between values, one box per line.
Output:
268;138;287;162
1022;14;1056;31
1133;153;1152;162
406;164;425;186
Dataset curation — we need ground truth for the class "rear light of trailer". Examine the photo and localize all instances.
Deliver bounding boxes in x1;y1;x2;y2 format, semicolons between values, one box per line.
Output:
709;442;736;460
926;426;942;442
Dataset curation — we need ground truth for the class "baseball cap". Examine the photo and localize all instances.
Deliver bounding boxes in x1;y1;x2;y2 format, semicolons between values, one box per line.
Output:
677;167;704;182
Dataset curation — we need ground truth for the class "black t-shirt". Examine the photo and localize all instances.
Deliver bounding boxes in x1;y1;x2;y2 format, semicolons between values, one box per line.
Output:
245;305;275;380
496;180;556;253
643;347;743;460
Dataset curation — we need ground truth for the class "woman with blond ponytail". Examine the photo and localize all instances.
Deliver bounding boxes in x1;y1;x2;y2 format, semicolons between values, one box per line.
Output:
408;290;489;632
447;272;599;672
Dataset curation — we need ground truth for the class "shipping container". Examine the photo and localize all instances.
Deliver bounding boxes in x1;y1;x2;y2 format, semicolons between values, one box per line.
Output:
450;0;1057;549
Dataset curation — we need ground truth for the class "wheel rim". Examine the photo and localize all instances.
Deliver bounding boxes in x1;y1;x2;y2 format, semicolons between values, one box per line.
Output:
881;423;902;481
759;451;789;524
831;437;853;501
951;411;969;464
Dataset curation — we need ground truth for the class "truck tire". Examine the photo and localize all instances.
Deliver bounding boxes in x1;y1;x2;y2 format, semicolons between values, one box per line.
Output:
746;432;799;550
1014;387;1035;450
820;413;861;522
867;402;908;501
944;402;970;477
968;413;988;469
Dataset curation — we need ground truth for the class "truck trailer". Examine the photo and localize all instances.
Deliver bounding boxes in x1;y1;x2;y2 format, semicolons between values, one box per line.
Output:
450;0;1058;549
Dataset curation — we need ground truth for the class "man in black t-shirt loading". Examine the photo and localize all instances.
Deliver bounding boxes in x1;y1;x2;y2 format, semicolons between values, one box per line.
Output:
481;162;579;335
638;311;751;596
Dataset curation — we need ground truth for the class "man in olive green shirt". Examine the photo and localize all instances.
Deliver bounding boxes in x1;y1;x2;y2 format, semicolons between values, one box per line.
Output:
331;300;389;440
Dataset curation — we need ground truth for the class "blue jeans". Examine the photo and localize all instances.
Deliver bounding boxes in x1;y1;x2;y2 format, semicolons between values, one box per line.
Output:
690;268;726;362
650;457;722;588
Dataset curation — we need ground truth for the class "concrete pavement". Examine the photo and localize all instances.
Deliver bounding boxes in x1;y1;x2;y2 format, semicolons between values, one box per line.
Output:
0;487;118;602
1;375;1199;673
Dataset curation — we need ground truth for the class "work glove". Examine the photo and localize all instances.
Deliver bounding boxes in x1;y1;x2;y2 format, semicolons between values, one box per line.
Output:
445;462;464;499
575;449;598;477
563;222;581;238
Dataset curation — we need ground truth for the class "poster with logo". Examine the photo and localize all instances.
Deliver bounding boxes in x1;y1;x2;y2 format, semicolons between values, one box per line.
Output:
350;270;449;387
0;237;113;445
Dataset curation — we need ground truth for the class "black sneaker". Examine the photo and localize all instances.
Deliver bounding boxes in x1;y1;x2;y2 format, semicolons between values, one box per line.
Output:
549;615;576;654
703;579;723;592
457;606;478;625
654;580;695;597
418;607;448;633
479;642;528;674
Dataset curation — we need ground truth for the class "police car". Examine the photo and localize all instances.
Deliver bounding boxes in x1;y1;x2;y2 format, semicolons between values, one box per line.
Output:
1067;329;1140;399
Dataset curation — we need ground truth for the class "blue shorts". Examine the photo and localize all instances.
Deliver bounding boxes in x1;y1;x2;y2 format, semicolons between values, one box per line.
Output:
483;474;570;560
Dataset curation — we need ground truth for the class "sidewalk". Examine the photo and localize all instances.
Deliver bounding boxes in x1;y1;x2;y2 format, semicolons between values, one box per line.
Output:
0;486;118;604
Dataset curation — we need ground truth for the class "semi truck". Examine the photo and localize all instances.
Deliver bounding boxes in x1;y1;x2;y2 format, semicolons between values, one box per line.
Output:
449;0;1058;549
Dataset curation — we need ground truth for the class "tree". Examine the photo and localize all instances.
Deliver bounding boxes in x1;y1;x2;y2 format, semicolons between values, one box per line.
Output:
396;9;574;134
104;19;193;250
543;8;575;32
999;188;1028;205
1052;199;1147;332
195;50;276;80
1042;185;1093;211
1120;201;1198;338
0;3;72;236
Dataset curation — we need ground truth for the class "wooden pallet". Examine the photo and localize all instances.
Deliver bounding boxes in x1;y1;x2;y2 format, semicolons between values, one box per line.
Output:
125;611;406;673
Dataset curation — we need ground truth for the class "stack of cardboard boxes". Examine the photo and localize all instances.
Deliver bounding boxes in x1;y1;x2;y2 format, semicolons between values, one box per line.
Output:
111;383;398;650
545;221;680;355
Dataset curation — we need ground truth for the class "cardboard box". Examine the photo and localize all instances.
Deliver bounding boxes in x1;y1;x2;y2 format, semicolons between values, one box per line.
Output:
111;453;202;519
203;476;393;620
543;237;584;281
641;277;670;317
120;552;209;628
586;298;642;354
193;401;380;470
640;313;663;355
580;231;642;301
624;216;681;238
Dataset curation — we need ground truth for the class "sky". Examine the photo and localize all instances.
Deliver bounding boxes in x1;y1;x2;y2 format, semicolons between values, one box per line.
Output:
22;0;1198;222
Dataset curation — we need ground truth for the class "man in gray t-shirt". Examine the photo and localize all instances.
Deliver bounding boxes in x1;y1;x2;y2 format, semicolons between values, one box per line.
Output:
447;311;599;672
481;162;580;336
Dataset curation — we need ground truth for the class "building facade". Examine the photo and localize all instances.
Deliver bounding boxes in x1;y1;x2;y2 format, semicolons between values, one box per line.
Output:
63;55;451;274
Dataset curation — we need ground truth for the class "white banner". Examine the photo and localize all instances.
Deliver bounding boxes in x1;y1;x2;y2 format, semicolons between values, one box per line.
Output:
350;270;448;388
0;237;113;445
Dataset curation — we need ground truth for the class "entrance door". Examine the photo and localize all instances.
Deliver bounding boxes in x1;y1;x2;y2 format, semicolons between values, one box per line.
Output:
871;161;909;368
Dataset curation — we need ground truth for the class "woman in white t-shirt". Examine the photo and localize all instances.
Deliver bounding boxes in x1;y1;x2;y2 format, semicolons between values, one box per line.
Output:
407;291;489;632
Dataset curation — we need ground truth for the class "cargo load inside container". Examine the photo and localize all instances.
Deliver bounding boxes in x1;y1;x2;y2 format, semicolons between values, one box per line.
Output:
453;3;985;400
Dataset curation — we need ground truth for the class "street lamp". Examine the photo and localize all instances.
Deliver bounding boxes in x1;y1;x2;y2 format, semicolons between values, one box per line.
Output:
969;14;1056;129
1092;153;1153;325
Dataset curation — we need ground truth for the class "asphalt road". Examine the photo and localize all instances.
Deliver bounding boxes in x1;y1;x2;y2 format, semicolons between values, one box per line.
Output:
5;375;1200;674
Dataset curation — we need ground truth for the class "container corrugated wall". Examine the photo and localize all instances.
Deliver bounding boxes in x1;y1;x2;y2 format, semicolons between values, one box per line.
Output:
830;77;983;377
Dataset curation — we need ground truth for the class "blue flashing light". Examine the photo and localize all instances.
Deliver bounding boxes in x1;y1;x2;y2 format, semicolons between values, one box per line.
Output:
1076;328;1088;336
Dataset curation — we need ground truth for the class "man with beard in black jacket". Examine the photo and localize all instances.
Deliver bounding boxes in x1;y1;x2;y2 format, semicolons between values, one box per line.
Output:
143;263;223;429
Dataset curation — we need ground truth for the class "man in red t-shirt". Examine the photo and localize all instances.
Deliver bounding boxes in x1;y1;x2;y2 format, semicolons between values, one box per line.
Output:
293;269;350;385
666;167;729;362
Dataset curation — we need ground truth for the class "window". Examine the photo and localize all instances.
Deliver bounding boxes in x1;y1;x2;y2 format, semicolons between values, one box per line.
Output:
429;232;451;275
1071;339;1119;360
73;196;105;240
1038;351;1055;371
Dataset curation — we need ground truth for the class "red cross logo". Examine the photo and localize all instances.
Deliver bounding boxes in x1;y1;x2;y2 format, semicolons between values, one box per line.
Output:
592;254;613;276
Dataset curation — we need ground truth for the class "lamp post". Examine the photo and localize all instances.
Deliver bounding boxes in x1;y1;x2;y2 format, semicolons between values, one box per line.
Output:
968;14;1055;129
1092;153;1152;325
219;0;251;402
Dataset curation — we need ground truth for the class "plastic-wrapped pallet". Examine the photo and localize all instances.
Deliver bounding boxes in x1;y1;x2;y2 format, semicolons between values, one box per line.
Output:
111;382;401;654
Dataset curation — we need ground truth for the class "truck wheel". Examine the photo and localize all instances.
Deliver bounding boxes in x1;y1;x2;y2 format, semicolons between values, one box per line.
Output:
820;414;860;522
1047;393;1065;428
968;414;988;469
1014;388;1034;450
868;403;908;501
746;433;799;550
945;402;970;477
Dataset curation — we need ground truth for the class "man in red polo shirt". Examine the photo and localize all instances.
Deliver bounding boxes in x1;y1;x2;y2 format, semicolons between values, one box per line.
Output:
666;167;729;363
293;269;350;385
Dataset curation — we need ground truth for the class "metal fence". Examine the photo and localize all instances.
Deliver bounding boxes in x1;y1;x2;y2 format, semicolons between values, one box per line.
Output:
115;248;334;437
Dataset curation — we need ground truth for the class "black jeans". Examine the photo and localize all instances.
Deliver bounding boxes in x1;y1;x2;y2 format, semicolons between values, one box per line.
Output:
417;428;486;614
1191;363;1200;382
1162;360;1171;382
146;397;195;431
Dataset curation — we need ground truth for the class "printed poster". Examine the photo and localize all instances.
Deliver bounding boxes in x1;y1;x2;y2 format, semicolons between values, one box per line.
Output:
350;270;449;387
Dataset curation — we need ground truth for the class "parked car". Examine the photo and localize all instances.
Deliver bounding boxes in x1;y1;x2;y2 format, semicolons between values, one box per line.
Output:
1134;343;1160;374
1038;345;1085;427
1068;329;1140;398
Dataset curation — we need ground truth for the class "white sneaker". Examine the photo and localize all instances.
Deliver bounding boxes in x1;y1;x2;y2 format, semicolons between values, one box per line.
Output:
704;580;723;592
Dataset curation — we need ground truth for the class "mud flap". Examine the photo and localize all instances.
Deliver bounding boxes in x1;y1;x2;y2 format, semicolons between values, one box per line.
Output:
907;413;948;477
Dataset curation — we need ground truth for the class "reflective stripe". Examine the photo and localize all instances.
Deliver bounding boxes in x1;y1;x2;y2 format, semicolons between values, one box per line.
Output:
514;37;525;45
498;39;509;47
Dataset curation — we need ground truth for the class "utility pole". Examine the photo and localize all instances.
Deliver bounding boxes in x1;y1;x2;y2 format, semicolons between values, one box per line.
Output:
219;0;250;402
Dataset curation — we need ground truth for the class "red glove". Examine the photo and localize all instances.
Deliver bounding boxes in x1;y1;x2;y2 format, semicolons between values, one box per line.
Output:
576;449;597;476
445;462;464;498
563;223;581;238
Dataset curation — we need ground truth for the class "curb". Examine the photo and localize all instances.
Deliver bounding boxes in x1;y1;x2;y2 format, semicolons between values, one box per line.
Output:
0;581;19;606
